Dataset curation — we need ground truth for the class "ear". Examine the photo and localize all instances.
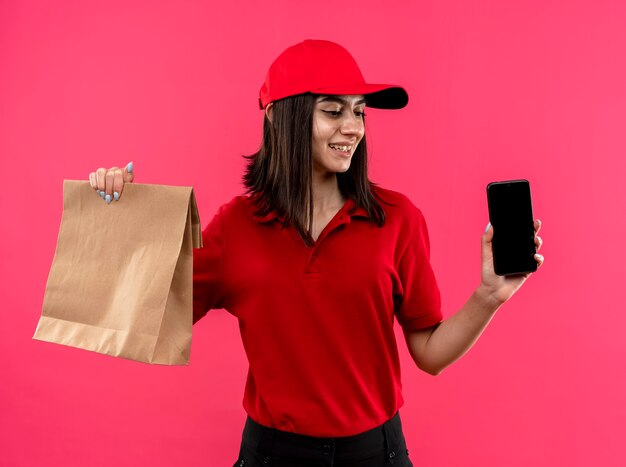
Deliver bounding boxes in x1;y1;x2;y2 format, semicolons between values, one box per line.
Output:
265;102;273;123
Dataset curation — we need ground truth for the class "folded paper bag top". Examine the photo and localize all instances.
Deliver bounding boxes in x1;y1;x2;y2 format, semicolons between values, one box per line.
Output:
33;180;202;365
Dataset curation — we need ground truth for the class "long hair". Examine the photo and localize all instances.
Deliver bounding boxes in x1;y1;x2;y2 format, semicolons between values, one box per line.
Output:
242;93;386;247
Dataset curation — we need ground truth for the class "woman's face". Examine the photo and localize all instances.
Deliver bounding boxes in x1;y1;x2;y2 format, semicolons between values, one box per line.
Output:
311;95;365;177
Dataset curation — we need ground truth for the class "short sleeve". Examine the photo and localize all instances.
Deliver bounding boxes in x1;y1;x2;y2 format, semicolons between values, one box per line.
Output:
394;209;443;331
192;206;225;325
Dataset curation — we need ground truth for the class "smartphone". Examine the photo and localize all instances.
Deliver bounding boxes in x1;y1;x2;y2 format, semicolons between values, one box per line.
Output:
486;180;537;276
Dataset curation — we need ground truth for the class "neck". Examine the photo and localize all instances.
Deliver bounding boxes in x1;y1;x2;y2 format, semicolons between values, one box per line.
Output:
311;171;346;212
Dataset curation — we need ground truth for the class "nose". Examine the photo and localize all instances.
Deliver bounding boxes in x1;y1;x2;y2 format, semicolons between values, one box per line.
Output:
340;112;364;137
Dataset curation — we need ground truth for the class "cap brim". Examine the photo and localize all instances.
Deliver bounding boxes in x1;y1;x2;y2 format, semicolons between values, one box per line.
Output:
310;83;408;109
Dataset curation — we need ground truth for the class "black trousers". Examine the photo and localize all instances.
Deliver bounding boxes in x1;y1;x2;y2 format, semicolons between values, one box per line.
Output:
232;411;414;467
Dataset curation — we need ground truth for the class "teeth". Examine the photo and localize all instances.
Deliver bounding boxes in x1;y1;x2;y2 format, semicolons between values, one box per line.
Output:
329;144;351;152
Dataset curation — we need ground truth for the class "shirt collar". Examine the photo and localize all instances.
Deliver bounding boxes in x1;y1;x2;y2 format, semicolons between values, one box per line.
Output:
251;197;369;224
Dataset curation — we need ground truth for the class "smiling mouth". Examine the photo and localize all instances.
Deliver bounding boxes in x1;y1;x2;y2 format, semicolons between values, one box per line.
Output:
329;144;352;152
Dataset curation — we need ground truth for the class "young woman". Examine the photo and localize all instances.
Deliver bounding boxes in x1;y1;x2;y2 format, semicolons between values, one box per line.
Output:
89;39;543;467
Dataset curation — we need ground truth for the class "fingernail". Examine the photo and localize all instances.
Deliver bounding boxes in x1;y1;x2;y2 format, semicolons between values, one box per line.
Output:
535;254;544;260
127;162;133;173
114;191;120;201
484;222;491;233
99;191;105;198
105;194;111;204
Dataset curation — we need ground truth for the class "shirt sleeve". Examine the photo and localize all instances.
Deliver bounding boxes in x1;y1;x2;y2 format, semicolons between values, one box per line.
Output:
394;208;443;332
192;206;225;325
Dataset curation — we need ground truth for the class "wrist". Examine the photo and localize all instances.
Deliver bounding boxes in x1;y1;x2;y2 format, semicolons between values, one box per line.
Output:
474;284;505;312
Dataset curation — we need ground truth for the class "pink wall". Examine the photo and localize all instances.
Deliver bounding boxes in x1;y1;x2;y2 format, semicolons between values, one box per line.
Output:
2;1;625;466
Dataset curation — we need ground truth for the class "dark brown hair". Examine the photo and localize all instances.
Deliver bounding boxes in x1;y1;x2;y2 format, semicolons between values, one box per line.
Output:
242;93;386;247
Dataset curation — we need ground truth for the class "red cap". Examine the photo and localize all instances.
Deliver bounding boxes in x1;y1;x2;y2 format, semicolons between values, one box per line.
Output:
259;39;409;110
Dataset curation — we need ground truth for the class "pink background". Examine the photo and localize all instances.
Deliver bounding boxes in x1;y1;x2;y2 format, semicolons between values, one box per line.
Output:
2;1;625;466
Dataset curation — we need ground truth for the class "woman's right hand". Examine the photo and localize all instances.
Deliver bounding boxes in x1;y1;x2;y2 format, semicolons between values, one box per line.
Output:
88;162;134;204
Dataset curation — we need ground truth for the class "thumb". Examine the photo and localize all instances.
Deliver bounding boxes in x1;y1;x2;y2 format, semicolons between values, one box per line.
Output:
123;161;134;183
483;221;493;238
482;222;493;254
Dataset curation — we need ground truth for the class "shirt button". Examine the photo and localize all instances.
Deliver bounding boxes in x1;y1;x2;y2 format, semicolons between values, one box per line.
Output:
238;460;245;466
388;450;396;459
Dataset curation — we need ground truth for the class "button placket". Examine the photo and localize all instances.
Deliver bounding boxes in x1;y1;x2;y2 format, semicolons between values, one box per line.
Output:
315;213;350;246
303;207;353;275
304;247;318;275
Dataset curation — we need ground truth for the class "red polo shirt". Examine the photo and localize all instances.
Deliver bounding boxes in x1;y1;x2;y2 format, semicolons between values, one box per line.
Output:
192;185;442;437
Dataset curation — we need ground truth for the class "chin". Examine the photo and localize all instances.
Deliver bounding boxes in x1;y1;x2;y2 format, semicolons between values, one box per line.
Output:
334;157;353;171
329;163;351;174
314;156;352;175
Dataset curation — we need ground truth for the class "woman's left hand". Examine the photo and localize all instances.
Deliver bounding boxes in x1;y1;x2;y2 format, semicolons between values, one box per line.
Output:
480;219;544;305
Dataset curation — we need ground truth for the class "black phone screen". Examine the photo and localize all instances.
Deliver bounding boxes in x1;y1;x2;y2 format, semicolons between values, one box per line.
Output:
487;180;537;275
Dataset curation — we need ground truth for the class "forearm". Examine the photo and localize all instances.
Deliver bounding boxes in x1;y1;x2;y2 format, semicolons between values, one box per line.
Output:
414;287;504;375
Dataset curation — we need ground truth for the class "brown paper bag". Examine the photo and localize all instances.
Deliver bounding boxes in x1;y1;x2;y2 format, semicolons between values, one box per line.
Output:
33;180;202;365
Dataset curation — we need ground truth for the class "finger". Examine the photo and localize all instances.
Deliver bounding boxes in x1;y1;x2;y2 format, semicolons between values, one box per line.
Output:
483;222;493;240
481;223;494;264
535;235;543;251
89;172;97;190
534;219;542;234
123;161;134;183
112;168;124;201
96;168;107;197
104;170;116;204
534;253;544;268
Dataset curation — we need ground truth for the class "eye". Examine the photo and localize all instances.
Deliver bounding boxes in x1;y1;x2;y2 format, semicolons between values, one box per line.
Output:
321;109;367;118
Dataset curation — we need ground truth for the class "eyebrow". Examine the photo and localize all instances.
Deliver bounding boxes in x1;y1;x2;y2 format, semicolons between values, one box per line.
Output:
317;96;366;106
